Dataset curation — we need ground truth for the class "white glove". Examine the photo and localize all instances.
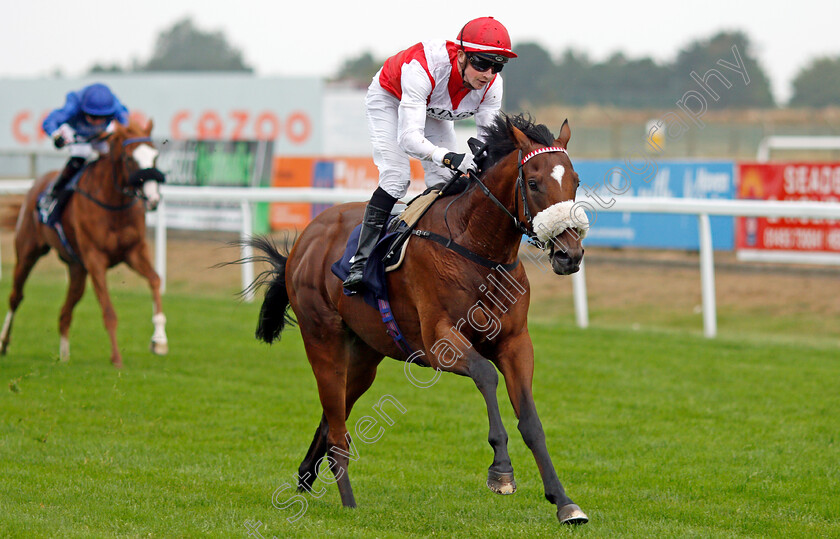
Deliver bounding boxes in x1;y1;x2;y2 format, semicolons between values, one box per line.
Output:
51;124;77;148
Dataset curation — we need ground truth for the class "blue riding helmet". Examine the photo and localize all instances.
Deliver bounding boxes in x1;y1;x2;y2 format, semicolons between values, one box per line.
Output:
80;83;119;116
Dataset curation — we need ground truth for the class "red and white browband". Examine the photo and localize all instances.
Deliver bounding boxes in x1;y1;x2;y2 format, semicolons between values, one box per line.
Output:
521;146;567;165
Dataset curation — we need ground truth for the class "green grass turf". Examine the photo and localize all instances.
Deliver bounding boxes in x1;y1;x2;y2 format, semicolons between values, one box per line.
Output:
0;279;838;538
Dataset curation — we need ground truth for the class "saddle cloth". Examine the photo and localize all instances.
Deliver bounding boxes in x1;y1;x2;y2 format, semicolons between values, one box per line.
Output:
330;190;441;307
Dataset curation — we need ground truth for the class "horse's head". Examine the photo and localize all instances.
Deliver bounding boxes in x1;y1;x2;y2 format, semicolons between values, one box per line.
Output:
488;115;588;274
110;119;165;211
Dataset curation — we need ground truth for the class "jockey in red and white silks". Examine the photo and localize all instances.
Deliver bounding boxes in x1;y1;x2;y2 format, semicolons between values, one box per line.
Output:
344;17;518;292
368;38;504;198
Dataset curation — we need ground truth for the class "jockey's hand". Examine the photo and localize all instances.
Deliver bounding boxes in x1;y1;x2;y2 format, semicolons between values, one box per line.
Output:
51;125;76;149
442;152;477;175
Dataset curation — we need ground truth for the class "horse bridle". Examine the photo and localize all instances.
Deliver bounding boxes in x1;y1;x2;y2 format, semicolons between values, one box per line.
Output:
120;136;164;201
75;135;160;211
468;145;569;248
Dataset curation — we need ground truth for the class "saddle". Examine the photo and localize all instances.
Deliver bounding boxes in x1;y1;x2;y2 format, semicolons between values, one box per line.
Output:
37;165;88;226
330;190;443;307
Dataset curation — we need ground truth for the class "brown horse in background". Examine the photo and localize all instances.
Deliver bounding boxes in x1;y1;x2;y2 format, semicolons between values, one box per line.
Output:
0;119;168;368
248;114;591;524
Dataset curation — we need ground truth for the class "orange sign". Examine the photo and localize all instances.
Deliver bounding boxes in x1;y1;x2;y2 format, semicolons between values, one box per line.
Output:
270;156;426;230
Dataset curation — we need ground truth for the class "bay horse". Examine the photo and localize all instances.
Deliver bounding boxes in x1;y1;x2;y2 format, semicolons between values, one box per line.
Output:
249;114;590;524
0;119;168;368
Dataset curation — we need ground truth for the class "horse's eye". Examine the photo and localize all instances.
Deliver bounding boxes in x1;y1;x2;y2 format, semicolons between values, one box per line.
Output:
528;179;539;191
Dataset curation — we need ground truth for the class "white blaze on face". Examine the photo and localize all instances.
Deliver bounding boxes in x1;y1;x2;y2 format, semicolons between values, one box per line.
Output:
531;164;588;244
132;143;161;208
132;143;158;169
551;164;566;187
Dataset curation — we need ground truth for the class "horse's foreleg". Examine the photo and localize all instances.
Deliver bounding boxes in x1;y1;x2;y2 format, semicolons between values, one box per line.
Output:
462;350;517;495
57;263;88;362
297;414;329;493
498;334;588;525
425;317;515;496
85;252;122;368
124;244;167;355
1;239;48;356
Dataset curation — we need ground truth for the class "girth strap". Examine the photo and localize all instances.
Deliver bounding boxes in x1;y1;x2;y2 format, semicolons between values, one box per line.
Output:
377;298;415;356
411;229;519;271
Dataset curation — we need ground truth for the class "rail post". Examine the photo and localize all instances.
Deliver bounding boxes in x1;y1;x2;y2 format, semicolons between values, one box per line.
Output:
698;213;717;338
240;201;255;302
155;200;167;293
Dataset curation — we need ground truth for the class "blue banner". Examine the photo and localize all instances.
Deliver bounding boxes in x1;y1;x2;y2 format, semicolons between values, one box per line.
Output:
575;160;736;250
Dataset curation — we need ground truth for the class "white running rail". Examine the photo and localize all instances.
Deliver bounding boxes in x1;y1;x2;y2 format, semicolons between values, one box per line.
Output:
3;181;840;337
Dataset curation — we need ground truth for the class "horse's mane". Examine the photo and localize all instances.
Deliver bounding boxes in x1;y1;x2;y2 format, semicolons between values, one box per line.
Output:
480;113;555;169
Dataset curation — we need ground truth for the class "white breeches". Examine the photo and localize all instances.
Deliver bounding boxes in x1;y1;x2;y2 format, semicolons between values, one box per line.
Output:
366;89;456;199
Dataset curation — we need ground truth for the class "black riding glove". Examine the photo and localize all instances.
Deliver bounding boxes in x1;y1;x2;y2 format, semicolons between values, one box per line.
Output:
442;152;478;175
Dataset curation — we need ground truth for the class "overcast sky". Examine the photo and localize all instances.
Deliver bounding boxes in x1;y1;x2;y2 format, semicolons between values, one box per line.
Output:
3;0;838;103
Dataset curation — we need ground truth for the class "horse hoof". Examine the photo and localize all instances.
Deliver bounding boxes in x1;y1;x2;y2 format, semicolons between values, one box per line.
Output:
557;503;588;525
486;469;516;495
150;340;168;355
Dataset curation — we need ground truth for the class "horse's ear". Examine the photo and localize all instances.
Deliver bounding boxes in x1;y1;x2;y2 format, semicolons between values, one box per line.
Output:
506;116;532;151
146;118;154;134
555;119;571;149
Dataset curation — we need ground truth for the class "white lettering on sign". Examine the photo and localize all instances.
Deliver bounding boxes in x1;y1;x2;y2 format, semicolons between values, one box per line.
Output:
783;165;840;196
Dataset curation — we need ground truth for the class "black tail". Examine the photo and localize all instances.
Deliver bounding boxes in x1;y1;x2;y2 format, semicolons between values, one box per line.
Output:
237;235;297;344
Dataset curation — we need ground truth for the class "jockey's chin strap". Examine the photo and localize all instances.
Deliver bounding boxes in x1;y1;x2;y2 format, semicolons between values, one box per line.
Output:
469;145;569;247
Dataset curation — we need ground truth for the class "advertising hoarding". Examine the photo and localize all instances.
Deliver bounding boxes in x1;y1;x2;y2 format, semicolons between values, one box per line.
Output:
736;162;840;262
577;160;736;250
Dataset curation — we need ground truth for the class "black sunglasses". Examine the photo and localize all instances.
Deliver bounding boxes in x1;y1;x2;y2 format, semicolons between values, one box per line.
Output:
467;54;505;74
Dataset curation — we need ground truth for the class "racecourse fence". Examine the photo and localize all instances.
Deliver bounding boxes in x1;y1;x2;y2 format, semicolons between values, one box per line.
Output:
2;180;839;339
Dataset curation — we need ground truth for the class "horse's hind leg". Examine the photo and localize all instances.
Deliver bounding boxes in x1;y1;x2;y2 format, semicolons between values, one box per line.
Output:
57;263;88;362
1;236;49;356
297;341;382;493
124;243;167;355
299;330;379;508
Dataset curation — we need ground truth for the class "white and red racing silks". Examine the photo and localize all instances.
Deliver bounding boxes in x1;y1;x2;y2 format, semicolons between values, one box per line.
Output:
370;39;503;162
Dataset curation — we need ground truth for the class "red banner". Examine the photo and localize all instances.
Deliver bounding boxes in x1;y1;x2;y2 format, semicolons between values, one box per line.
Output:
736;163;840;253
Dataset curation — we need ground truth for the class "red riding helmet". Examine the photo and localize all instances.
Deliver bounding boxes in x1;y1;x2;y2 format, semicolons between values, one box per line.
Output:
456;17;517;59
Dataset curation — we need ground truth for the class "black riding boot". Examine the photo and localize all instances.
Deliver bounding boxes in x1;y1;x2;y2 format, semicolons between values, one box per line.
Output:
343;203;392;292
39;157;85;219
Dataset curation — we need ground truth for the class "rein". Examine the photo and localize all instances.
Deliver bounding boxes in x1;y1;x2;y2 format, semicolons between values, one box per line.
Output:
470;145;568;247
410;145;569;270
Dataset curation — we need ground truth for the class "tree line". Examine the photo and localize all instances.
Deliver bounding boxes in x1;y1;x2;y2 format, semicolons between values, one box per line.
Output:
87;18;839;109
